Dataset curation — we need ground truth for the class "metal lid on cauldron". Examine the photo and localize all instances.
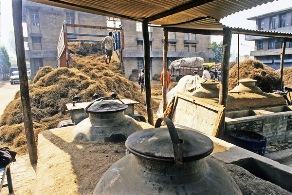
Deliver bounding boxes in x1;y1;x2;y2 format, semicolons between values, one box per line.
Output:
86;100;128;113
126;118;213;163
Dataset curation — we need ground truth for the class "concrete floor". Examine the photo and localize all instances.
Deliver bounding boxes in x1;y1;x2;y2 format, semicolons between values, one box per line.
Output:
0;80;37;195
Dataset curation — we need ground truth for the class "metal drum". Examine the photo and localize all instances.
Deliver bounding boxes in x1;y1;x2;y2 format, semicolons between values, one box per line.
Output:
73;99;143;143
94;118;241;194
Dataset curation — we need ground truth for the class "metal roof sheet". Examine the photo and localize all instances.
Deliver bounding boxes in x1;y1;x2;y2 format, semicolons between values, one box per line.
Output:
32;0;275;28
165;26;292;38
30;0;292;39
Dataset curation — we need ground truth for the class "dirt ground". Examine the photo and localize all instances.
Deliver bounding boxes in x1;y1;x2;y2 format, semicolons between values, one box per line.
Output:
1;57;292;194
1;80;291;195
6;123;289;195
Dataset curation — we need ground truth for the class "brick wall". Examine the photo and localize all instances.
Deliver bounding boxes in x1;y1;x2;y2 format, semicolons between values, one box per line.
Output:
226;109;292;143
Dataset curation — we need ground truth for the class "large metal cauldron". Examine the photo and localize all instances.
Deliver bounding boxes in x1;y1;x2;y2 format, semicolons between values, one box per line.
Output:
73;99;142;143
94;118;241;194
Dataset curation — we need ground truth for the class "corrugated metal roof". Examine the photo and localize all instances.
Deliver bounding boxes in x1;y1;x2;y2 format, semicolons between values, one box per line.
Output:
32;0;275;29
30;0;292;39
165;26;292;38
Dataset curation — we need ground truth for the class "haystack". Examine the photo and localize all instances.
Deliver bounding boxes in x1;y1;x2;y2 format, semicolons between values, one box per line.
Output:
276;67;292;87
0;53;157;154
229;59;281;92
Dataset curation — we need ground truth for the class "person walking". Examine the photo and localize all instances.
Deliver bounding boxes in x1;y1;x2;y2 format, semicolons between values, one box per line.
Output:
202;67;211;80
138;69;145;93
160;69;171;93
101;32;115;64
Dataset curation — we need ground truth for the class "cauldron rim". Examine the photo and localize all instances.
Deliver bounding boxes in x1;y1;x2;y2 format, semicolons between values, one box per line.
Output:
126;127;214;163
86;100;128;113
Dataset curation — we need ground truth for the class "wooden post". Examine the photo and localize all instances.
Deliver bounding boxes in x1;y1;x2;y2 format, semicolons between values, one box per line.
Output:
237;34;240;85
120;28;125;72
142;20;153;125
280;38;286;91
163;29;168;112
218;27;232;138
12;0;38;164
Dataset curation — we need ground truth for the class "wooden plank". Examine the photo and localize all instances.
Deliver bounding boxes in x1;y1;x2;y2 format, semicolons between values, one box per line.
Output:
170;94;224;137
57;24;65;59
237;34;240;85
143;20;153;125
162;29;168;112
218;27;232;138
67;33;107;37
212;106;225;137
67;23;122;31
280;39;286;91
148;0;215;22
219;27;232;107
12;0;38;164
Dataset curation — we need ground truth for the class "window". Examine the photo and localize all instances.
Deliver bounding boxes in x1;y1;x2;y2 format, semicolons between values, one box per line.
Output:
268;39;275;49
169;44;176;52
257;19;264;30
66;12;75;24
184;45;189;52
136;22;153;32
137;58;144;69
137;40;143;50
191;44;197;52
137;40;152;51
279;13;286;28
30;10;39;26
288;42;292;48
107;17;121;28
34;58;43;68
136;22;142;32
32;58;43;75
275;39;282;49
269;16;276;30
257;40;263;50
32;37;41;43
184;33;196;40
169;32;176;39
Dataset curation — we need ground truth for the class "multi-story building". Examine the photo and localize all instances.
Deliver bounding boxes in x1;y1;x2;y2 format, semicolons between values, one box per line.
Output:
23;0;213;78
247;8;292;69
0;1;2;42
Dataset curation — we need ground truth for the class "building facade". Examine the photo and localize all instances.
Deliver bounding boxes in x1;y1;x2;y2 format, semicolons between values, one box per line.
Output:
23;0;213;78
246;8;292;69
0;1;2;42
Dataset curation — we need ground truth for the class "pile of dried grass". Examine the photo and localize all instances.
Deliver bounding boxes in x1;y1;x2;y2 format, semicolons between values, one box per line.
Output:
68;42;102;56
276;67;292;87
0;54;157;154
229;59;281;92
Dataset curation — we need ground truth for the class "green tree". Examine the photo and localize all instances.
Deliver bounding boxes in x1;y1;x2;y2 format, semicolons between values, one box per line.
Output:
211;42;223;63
0;46;11;79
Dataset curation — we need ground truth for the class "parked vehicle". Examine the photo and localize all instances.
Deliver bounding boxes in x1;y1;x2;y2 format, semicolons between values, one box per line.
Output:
9;70;31;85
10;71;20;85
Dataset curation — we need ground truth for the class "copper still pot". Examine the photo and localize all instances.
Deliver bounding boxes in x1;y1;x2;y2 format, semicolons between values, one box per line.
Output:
94;118;241;194
73;99;142;143
230;78;262;93
192;81;219;98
